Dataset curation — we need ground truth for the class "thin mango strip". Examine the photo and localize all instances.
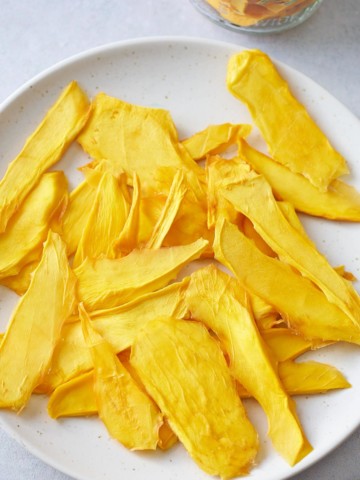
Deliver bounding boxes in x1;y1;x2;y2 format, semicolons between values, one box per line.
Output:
0;82;90;233
0;231;77;410
80;304;162;450
77;93;205;198
227;50;348;190
131;317;259;478
146;170;187;249
214;218;360;345
262;328;327;362
238;138;360;221
278;360;351;395
73;171;129;267
75;237;208;310
0;171;68;279
0;260;39;295
40;279;190;391
182;123;251;160
186;265;312;466
236;360;350;397
220;174;360;327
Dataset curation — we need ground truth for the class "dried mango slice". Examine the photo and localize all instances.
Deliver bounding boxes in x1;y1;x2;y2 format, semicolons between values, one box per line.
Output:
0;260;39;295
0;231;77;410
278;360;351;395
131;317;259;478
40;279;190;391
80;304;162;450
48;370;96;419
262;328;327;362
73;171;129;266
75;237;208;310
77;93;205;196
220;174;360;328
146;170;187;249
186;265;312;466
214;218;360;345
0;82;90;233
227;50;348;190
182;123;251;160
0;172;68;279
238;138;360;221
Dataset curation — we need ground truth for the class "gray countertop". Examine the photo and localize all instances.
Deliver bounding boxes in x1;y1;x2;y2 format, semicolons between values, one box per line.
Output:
0;1;359;479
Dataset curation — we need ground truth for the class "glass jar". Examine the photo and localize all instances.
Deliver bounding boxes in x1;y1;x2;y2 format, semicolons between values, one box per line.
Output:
189;0;324;34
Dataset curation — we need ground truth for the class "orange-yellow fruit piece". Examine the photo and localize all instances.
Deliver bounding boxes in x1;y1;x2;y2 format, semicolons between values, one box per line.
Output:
182;123;251;160
0;172;68;280
39;279;190;392
220;173;360;328
0;231;77;410
80;304;162;450
214;218;360;345
77;93;205;196
186;265;312;466
227;50;348;190
238;138;360;221
131;317;259;478
74;237;208;311
0;81;90;233
73;171;129;266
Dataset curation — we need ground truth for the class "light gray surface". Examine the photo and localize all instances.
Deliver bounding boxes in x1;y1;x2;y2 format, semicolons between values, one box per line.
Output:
0;1;359;479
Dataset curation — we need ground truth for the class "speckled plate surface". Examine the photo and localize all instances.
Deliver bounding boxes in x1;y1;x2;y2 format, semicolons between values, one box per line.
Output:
0;37;360;480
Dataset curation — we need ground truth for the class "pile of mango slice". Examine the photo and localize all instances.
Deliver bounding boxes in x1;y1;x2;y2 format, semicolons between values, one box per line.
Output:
1;49;360;479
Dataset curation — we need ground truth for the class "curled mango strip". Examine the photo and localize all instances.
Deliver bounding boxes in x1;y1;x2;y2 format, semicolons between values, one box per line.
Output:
0;231;77;410
214;218;360;345
227;50;348;190
0;82;90;233
80;304;163;450
131;317;259;478
186;265;312;466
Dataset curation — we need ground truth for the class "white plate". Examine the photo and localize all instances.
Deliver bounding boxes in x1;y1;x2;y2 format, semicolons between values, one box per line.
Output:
0;37;360;480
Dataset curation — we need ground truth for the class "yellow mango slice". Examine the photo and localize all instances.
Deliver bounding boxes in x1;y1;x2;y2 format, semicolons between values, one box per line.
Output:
0;82;90;233
278;360;351;395
73;171;129;266
182;123;251;160
40;279;190;391
220;173;360;328
48;368;178;450
131;317;259;478
238;138;360;221
214;218;360;345
241;216;276;257
262;328;327;362
0;260;39;295
186;265;312;466
77;93;205;196
80;304;162;450
0;231;77;410
146;170;187;249
48;370;96;418
227;50;348;190
75;237;208;310
0;172;68;279
237;360;350;397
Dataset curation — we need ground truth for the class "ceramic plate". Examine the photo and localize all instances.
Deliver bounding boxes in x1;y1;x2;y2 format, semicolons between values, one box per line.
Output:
0;37;360;480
